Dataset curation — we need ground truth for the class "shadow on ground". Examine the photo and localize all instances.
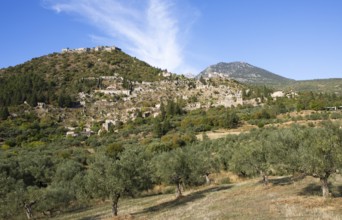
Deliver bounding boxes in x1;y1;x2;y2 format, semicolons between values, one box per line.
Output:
268;176;293;186
267;174;307;186
80;214;103;220
298;182;342;198
49;205;109;220
134;185;233;215
337;186;342;197
265;175;342;198
299;183;324;196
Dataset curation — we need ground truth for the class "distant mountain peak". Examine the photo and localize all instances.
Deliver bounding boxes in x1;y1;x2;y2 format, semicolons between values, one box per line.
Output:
197;61;294;85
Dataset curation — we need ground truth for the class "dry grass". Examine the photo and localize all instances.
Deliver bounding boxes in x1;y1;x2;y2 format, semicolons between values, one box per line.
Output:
196;111;342;141
51;174;342;220
196;124;257;140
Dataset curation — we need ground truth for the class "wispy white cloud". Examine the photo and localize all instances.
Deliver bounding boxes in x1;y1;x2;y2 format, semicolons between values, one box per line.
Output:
43;0;197;74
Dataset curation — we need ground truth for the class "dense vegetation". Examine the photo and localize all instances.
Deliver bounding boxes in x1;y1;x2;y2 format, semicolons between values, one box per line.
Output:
1;91;342;219
279;78;342;96
0;73;54;107
1;119;342;219
0;50;163;107
1;50;342;219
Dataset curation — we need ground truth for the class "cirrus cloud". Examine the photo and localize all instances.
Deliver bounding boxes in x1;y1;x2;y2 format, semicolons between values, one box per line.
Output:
43;0;198;74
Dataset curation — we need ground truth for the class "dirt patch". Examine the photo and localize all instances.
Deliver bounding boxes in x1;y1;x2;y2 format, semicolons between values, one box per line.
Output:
196;124;257;140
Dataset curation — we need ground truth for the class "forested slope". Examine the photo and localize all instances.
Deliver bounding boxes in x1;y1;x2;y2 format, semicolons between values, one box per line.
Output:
0;50;163;107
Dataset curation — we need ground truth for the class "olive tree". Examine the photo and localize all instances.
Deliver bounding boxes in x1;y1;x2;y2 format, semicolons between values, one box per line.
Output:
0;172;26;219
0;151;57;219
153;146;213;198
153;148;190;198
31;160;88;216
274;125;306;175
87;146;153;216
231;139;271;184
51;160;86;200
215;135;239;171
187;142;221;184
230;129;286;185
296;122;342;197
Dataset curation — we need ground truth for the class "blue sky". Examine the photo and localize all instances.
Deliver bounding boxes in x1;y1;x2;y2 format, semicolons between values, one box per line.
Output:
1;0;341;80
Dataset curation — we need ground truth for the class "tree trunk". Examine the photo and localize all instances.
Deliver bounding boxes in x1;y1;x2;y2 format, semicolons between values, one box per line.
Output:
176;182;183;198
111;194;120;216
260;171;268;186
320;175;330;198
205;173;211;185
24;201;36;220
25;210;32;220
263;174;269;186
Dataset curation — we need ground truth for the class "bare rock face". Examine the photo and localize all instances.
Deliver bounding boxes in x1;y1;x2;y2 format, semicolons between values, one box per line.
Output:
82;75;248;128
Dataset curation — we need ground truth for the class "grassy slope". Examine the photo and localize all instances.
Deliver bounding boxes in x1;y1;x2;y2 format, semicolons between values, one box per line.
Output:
52;175;342;220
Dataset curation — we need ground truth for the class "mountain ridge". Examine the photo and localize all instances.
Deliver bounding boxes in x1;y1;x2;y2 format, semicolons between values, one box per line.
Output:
197;61;294;85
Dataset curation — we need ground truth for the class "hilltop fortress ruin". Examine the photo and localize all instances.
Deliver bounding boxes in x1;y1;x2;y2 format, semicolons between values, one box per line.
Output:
61;46;121;53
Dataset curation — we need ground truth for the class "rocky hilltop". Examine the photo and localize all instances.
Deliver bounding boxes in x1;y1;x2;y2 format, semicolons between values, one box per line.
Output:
72;72;252;133
198;62;294;85
198;61;342;95
0;47;259;134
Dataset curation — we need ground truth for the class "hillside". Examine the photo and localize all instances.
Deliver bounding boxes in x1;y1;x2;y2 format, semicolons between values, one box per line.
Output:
198;62;294;86
53;175;342;220
0;47;163;107
0;47;163;83
279;78;342;95
0;47;255;131
1;47;342;220
198;62;342;95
